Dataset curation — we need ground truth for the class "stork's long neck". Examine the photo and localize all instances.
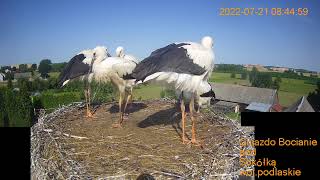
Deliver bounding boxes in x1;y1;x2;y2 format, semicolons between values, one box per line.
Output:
92;56;103;67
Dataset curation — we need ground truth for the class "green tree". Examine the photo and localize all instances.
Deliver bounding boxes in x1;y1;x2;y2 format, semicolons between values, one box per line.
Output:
31;64;37;71
5;72;14;81
17;78;31;92
38;59;52;78
249;67;258;83
272;77;282;90
48;76;58;89
19;64;28;72
310;74;318;78
252;73;273;88
307;81;320;112
275;76;282;83
273;80;280;90
241;71;247;80
16;87;33;126
5;85;33;127
230;72;236;78
215;64;245;73
7;78;13;89
51;62;67;72
5;89;16;127
0;88;6;126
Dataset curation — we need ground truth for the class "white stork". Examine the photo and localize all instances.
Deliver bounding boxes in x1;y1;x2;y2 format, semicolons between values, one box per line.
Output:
115;46;139;107
58;46;111;118
115;46;139;64
131;36;215;145
93;56;137;127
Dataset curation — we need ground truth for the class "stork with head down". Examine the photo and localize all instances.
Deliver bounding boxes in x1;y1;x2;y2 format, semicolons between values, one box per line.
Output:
130;36;215;145
58;46;111;118
93;54;137;128
115;46;139;110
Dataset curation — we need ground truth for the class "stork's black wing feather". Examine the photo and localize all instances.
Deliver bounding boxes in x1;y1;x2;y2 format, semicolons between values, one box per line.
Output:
131;43;206;82
58;54;90;87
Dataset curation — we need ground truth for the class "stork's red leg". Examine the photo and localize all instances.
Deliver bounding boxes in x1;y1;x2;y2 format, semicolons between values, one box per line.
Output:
190;93;201;146
123;94;132;119
113;94;123;128
180;97;188;144
84;89;93;119
87;87;95;118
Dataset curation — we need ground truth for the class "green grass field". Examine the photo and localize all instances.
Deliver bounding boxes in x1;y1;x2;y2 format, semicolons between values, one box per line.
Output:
209;72;250;86
133;84;163;100
210;72;317;107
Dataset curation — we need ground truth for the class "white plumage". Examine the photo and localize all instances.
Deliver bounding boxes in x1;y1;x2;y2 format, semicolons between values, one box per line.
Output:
116;46;139;64
93;53;137;127
60;46;138;124
58;46;110;118
93;57;136;85
139;37;214;93
175;80;214;112
131;36;215;145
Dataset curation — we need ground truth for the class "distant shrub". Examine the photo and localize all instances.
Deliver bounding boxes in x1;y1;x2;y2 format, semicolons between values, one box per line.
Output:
307;81;320;112
89;81;114;103
0;88;6;126
62;80;85;92
241;72;247;79
230;73;236;78
215;64;245;73
4;88;33;127
39;91;81;110
252;73;273;88
51;62;67;72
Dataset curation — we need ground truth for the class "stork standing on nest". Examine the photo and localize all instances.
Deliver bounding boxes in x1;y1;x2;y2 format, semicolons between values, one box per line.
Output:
94;55;137;128
115;46;139;109
130;36;215;145
58;46;111;118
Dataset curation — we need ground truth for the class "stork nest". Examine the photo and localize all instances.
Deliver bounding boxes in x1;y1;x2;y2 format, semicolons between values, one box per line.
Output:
31;99;254;179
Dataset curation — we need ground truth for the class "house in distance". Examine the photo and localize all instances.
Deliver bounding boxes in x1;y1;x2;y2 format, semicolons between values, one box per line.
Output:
211;83;281;112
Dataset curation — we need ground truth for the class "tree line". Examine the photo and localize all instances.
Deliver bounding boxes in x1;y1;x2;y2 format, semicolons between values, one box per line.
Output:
0;76;115;127
0;81;34;127
229;67;282;90
0;59;67;80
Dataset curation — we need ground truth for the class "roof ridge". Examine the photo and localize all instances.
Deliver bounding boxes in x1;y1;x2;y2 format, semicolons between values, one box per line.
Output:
296;96;305;112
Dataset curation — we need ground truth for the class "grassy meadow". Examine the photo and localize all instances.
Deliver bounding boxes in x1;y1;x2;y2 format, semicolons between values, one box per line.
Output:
3;71;315;108
133;84;163;100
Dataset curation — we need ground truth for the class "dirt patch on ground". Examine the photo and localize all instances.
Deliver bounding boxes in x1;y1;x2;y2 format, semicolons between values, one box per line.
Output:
31;100;253;179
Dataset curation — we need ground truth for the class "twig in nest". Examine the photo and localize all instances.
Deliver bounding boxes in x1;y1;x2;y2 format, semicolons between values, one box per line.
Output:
152;170;185;179
97;172;129;179
62;133;89;140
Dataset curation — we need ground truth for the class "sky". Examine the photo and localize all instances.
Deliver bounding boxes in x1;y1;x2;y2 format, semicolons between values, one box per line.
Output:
0;0;319;71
